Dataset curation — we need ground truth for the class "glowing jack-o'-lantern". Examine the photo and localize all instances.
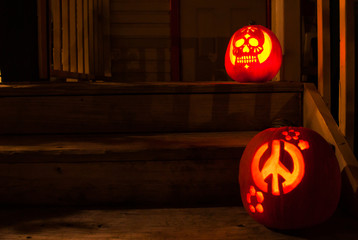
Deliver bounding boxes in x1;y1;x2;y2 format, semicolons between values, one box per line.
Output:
239;127;341;229
225;25;282;82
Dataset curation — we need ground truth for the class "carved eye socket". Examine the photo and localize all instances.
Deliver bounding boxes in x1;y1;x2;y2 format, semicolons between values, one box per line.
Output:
249;38;259;46
235;39;245;47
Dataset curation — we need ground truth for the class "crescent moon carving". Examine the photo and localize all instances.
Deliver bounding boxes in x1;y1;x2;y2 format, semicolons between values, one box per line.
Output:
229;37;236;65
258;30;272;63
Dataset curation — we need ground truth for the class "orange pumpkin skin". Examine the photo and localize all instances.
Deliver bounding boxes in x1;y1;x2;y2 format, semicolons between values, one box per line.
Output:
225;25;282;82
239;127;341;229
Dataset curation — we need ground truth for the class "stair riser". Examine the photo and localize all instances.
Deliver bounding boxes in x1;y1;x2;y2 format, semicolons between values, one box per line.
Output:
0;92;301;134
0;157;242;207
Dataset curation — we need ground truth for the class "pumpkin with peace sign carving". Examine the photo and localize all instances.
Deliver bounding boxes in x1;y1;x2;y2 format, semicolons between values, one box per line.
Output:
239;127;341;229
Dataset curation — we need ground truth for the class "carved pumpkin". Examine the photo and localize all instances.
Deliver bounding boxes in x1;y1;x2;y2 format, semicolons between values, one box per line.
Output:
239;127;341;229
225;25;282;82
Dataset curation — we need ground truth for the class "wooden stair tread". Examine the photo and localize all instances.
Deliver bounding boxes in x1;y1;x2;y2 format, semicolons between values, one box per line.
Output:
0;206;357;239
0;81;303;96
0;131;258;163
0;131;257;206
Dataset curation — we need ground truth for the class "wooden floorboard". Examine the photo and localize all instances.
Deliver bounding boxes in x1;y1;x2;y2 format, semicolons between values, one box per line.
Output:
0;206;357;239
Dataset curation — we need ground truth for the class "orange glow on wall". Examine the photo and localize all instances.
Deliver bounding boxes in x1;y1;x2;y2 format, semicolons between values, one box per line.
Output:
225;25;282;82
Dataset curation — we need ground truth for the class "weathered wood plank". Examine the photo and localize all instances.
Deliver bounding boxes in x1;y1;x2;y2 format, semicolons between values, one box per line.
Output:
77;0;84;74
84;0;90;74
111;60;171;73
51;0;61;70
170;0;181;82
69;0;77;72
303;83;358;217
0;82;303;96
111;1;170;12
103;0;112;77
0;131;253;206
62;0;70;71
317;0;331;108
97;0;104;76
109;0;170;82
0;166;233;205
111;23;170;37
93;0;99;75
339;0;355;147
110;37;170;48
112;48;171;61
271;0;301;82
282;0;301;82
110;72;171;82
0;91;300;134
0;207;357;239
111;12;170;24
89;0;95;75
0;131;256;163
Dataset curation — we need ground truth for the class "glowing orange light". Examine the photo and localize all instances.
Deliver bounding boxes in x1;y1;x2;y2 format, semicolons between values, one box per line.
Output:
247;186;265;214
283;130;301;141
298;140;310;151
229;28;272;68
249;205;256;213
225;25;282;82
251;140;306;195
256;191;264;203
247;193;252;204
250;185;256;196
256;204;264;213
257;31;272;63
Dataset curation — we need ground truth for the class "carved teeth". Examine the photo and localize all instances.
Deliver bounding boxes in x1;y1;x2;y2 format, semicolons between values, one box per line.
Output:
237;56;258;64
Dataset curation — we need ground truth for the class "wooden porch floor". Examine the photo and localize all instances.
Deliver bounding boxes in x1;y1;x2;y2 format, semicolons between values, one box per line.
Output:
0;206;357;239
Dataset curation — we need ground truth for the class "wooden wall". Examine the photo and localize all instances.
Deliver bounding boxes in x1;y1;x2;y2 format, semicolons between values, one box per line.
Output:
110;0;171;82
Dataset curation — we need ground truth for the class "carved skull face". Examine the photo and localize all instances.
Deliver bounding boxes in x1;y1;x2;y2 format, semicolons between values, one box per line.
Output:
225;25;282;82
232;26;265;68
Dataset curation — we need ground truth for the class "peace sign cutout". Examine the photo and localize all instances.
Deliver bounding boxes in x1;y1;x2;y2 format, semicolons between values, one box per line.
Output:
251;140;305;195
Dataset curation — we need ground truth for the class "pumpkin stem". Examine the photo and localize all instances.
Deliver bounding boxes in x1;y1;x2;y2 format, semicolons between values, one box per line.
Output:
248;20;256;25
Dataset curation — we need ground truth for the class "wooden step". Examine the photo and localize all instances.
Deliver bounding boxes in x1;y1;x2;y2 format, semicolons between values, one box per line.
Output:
0;81;303;134
0;206;357;239
0;131;257;206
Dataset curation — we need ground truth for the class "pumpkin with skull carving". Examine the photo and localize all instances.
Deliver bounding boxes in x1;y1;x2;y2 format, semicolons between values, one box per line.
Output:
225;25;282;82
